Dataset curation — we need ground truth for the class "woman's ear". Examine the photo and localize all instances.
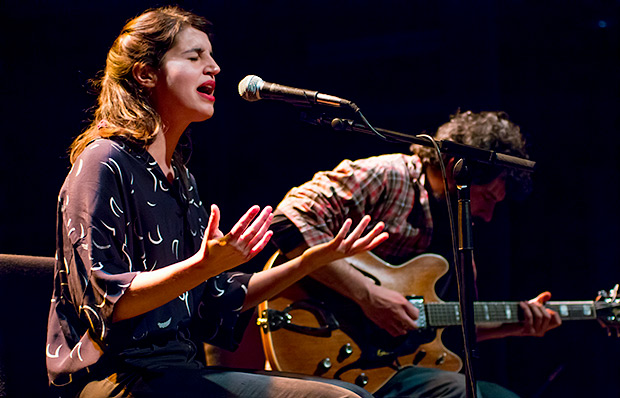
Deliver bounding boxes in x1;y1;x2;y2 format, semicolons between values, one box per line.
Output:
132;62;157;88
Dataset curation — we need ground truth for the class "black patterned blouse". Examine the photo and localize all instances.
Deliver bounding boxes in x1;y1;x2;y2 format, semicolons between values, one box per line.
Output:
46;138;252;389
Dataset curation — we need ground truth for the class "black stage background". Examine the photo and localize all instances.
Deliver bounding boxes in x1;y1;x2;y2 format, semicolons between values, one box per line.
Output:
1;1;619;396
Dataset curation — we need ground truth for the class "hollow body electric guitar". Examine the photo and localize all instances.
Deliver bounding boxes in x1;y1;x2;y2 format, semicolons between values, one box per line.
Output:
257;251;620;393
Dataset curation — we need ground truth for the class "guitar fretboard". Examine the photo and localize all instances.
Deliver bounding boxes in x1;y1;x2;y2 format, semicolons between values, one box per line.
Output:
424;301;597;327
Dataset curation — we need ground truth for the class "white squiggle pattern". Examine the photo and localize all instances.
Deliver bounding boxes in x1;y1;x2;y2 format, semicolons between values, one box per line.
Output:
108;158;123;184
69;342;84;362
95;291;108;308
212;278;224;297
227;273;245;283
122;239;133;272
46;344;61;358
92;239;111;250
63;258;70;275
101;161;115;175
148;225;163;245
101;220;116;236
110;197;123;218
147;168;158;192
91;262;104;271
157;317;172;328
80;305;105;340
178;292;191;316
172;239;179;259
75;159;84;177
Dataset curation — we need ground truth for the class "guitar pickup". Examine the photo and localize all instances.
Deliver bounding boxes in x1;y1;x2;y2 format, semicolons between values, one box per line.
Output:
406;296;427;329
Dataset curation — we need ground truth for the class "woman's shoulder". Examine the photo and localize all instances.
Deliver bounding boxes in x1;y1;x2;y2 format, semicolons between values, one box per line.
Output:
76;138;146;163
65;138;150;187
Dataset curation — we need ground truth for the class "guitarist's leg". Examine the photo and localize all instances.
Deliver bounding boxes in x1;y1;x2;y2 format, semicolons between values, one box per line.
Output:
373;367;520;398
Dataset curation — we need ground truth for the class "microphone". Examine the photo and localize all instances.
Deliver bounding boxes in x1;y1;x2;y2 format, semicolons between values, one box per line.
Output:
238;75;358;110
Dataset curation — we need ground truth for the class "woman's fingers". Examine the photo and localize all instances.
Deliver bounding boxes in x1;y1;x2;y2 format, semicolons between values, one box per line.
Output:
358;231;390;252
207;204;221;239
342;215;371;246
241;206;273;241
229;205;261;238
326;217;390;257
217;205;274;260
246;212;274;250
332;218;353;244
250;230;274;256
350;222;387;252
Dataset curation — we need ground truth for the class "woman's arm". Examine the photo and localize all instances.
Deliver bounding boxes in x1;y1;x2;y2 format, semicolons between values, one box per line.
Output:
112;204;273;322
242;216;389;310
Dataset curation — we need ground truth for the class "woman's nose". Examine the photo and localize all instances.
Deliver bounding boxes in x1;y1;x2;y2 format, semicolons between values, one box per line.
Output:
204;59;220;76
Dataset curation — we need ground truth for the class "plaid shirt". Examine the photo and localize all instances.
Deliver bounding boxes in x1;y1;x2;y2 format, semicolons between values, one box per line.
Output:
276;154;433;263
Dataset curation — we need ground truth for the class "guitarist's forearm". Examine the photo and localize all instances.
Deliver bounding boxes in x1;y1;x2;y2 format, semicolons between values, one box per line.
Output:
476;325;512;341
282;245;377;305
309;259;377;304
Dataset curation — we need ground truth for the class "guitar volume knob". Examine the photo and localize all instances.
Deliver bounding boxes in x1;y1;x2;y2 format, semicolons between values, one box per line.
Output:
435;353;447;365
412;349;427;365
338;343;354;361
355;373;369;387
319;357;332;370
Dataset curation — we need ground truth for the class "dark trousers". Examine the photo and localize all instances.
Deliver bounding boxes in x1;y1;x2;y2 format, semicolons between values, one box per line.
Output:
78;366;374;398
375;367;520;398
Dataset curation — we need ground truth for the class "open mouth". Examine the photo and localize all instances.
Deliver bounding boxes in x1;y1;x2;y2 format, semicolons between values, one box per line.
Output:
197;80;215;96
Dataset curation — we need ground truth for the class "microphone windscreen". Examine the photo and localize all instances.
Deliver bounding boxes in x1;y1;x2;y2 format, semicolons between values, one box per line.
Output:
238;75;263;101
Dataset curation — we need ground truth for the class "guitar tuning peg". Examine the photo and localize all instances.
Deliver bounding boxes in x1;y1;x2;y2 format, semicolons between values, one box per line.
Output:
611;284;619;301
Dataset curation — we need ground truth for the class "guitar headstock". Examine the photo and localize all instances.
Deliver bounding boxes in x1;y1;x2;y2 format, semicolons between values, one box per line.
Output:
595;284;620;336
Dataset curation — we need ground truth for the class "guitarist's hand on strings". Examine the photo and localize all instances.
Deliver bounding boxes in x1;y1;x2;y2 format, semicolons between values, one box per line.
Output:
363;284;420;337
517;291;562;337
478;291;562;340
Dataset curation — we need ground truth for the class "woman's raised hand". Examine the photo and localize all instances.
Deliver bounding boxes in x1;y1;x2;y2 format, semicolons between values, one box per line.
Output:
301;215;389;268
198;204;273;274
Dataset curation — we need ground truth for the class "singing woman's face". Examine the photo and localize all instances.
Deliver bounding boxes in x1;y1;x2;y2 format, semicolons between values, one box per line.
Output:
150;26;220;128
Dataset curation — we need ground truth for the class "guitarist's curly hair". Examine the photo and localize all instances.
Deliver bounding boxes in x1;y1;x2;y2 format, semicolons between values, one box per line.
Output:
411;110;532;199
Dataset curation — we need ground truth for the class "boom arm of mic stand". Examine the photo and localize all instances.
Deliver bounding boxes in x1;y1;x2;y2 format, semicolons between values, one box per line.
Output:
302;114;536;173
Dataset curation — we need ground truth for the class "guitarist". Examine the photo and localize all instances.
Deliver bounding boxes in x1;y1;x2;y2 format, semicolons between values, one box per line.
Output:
269;111;562;398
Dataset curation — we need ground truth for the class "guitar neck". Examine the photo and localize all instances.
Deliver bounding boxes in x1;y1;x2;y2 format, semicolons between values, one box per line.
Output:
424;301;598;327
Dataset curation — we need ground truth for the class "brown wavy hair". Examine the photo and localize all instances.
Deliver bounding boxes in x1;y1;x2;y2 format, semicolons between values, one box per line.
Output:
69;6;212;164
412;110;532;197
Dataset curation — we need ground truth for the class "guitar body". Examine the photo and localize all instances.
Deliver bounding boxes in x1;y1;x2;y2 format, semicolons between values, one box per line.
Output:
258;251;463;393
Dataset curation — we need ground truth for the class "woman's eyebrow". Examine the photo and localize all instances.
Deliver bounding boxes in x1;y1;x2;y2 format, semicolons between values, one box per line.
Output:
182;47;205;55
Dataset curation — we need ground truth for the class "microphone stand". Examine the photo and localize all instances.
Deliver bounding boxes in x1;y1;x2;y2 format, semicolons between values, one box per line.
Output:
453;158;478;398
300;112;535;398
